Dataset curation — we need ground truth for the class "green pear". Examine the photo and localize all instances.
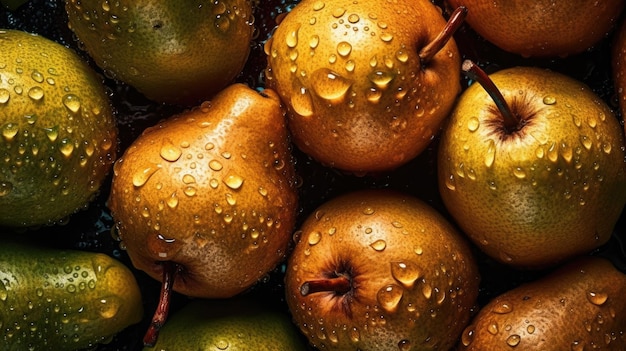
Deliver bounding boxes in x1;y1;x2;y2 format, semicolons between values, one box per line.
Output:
0;239;143;351
438;62;626;268
145;298;307;350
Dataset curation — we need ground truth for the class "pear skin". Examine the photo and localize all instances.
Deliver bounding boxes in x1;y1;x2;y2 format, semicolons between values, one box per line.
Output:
0;239;143;351
459;256;626;350
265;0;463;173
144;298;307;350
447;0;625;57
108;83;298;299
438;66;626;268
285;189;480;351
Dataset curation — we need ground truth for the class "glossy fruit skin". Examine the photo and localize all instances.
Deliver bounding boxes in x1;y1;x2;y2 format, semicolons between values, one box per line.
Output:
438;66;626;268
285;189;480;351
0;239;143;351
65;0;254;105
265;0;461;173
0;29;117;227
144;298;307;350
459;256;626;350
108;84;298;298
447;0;625;58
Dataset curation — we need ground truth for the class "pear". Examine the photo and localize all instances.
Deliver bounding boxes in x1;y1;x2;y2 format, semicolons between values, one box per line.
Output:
65;0;255;105
285;189;480;350
0;29;117;227
144;297;307;350
438;62;626;268
459;256;626;350
107;83;299;345
447;0;625;58
265;0;466;173
0;239;143;351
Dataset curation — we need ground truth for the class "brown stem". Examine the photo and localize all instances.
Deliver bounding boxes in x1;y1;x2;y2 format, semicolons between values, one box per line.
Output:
419;6;468;65
300;275;352;296
461;59;520;132
143;261;182;347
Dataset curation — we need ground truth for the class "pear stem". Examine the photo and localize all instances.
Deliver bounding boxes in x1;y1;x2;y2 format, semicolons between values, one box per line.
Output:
143;261;182;347
300;275;352;296
461;60;520;131
418;6;468;65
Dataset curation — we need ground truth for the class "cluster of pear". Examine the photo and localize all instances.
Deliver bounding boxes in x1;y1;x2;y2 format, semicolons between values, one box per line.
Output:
1;0;626;350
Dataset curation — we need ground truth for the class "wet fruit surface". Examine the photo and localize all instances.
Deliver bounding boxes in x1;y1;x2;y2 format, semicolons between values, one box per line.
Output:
1;0;625;350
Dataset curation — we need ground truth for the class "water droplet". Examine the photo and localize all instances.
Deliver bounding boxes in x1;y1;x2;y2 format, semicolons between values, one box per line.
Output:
166;192;179;208
571;341;585;351
461;326;475;346
543;96;556;105
547;142;559;163
0;89;10;104
422;283;433;299
312;1;325;11
62;94;81;113
377;284;403;312
332;7;346;17
513;167;526;179
380;32;393;42
390;261;420;288
286;27;300;48
368;70;395;89
0;182;13;197
398;339;411;350
492;301;513;314
445;173;456;191
59;138;74;157
506;334;521;347
309;35;320;49
527;324;535;334
209;159;223;171
27;86;44;100
1;123;18;141
307;231;321;245
468;117;480;132
291;86;314;117
215;16;231;32
580;135;593;150
224;174;244;190
485;139;496;167
133;164;161;187
215;339;229;350
337;41;352;56
370;239;386;251
160;142;182;162
487;322;499;335
98;297;121;319
587;291;608;306
311;68;352;102
184;186;197;197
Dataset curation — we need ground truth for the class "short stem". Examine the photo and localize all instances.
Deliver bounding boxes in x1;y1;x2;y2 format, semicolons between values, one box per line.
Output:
143;261;182;347
300;275;351;296
462;59;520;131
418;6;468;65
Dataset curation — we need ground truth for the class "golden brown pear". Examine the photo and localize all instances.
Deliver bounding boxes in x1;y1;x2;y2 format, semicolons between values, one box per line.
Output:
459;256;626;350
438;64;626;269
108;83;298;298
265;0;465;173
285;189;480;351
447;0;625;57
